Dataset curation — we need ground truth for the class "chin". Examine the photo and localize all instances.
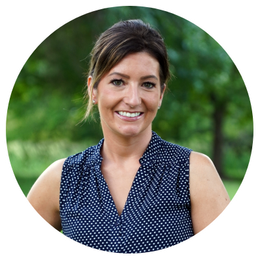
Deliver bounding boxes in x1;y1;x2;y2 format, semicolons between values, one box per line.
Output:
116;125;150;138
117;129;140;137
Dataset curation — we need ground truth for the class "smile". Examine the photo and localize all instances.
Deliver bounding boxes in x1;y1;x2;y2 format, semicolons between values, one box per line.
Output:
117;111;142;118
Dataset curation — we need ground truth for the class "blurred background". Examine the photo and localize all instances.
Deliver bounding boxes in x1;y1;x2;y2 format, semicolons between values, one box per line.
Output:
6;6;253;199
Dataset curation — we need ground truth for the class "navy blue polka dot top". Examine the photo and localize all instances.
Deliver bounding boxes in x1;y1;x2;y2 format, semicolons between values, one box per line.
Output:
60;132;194;253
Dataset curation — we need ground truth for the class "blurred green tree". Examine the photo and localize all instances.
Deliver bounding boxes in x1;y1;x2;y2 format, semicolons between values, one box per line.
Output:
7;6;253;180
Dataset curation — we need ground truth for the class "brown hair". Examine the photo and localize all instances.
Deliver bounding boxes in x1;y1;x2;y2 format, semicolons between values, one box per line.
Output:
83;19;170;120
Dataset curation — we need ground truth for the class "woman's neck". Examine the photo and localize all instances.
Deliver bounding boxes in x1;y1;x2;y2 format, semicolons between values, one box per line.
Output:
101;129;152;165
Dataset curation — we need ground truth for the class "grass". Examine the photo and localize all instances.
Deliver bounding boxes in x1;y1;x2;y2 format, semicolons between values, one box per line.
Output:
7;139;96;179
16;176;37;196
223;179;241;200
8;139;242;199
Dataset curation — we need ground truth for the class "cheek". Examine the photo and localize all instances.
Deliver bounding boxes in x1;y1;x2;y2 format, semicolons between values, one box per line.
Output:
97;92;119;116
144;94;161;110
97;83;118;100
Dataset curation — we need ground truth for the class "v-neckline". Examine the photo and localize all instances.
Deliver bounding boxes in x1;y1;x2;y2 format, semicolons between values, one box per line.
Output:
99;162;142;218
94;131;160;219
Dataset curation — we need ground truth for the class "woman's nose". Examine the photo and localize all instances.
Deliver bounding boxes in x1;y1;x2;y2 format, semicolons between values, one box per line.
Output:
124;85;141;108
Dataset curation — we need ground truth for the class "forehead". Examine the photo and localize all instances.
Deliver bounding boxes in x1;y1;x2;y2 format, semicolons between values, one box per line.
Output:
107;52;160;77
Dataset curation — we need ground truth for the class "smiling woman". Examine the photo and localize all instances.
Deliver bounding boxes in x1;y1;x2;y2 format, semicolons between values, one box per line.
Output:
89;52;164;139
84;19;169;121
27;19;230;253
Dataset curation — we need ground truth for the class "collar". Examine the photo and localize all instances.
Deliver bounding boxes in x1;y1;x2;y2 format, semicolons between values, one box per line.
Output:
93;131;162;167
139;131;162;166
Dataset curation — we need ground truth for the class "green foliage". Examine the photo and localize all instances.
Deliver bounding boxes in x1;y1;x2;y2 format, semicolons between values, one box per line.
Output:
6;6;253;184
7;139;96;179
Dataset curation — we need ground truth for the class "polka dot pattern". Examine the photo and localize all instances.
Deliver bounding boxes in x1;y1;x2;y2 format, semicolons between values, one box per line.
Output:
60;132;194;253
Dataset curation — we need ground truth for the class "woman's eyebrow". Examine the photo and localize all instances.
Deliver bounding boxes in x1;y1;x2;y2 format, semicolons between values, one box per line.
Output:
108;72;130;79
108;72;158;81
140;75;158;81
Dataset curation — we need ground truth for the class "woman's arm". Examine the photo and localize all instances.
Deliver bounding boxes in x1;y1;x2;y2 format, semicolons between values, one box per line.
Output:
189;151;230;234
27;158;66;231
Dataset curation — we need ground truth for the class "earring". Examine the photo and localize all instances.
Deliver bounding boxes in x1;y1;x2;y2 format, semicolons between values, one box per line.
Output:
92;100;95;104
158;106;161;109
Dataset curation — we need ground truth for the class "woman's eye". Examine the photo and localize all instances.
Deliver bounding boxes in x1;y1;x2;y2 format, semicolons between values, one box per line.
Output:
111;79;124;86
142;82;155;89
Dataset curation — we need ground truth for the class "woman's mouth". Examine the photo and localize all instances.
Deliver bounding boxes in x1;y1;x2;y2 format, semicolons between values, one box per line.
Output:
115;111;143;120
117;111;142;118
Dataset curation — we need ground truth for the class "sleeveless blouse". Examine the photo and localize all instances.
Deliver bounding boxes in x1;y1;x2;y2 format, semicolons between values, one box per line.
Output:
60;132;194;253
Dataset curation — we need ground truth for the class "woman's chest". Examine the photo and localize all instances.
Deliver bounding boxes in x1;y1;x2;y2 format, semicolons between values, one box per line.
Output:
101;161;141;215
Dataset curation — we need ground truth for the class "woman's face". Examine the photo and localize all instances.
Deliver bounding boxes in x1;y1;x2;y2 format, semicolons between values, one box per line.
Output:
89;52;165;138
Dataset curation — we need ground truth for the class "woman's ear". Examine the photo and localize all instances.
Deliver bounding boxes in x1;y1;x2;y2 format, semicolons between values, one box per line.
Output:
159;84;166;108
87;76;93;98
88;76;97;103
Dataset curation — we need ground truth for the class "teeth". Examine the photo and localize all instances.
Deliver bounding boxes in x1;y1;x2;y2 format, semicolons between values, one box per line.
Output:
118;111;141;117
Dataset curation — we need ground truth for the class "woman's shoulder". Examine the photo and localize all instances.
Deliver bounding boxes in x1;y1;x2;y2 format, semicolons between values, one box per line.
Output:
30;158;66;190
174;149;222;185
159;136;213;168
189;151;228;195
61;143;103;178
189;151;230;233
158;137;192;162
189;151;217;176
64;143;102;165
27;158;67;230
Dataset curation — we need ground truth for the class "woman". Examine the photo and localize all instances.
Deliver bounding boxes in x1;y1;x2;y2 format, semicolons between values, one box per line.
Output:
27;19;230;253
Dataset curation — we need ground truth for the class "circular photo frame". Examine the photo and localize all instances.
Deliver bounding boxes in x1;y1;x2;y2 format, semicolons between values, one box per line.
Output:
1;1;259;259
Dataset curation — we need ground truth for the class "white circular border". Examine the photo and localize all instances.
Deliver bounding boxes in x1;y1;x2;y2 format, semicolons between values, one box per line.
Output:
1;1;259;259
